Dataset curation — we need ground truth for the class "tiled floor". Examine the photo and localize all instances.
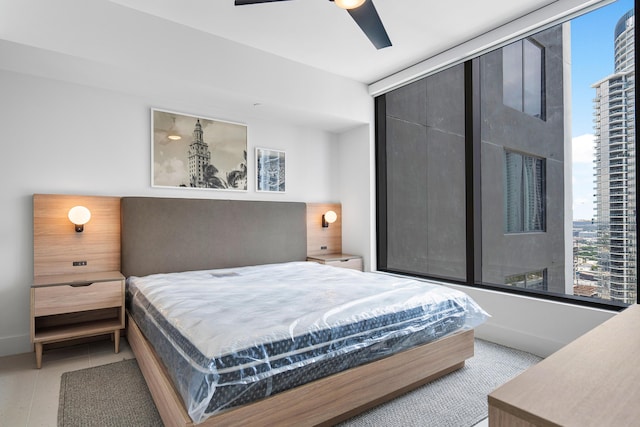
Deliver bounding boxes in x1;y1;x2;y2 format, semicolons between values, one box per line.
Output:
0;338;135;426
0;339;489;427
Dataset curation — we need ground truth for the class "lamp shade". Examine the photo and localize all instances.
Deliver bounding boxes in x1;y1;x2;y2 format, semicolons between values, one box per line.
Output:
324;210;338;224
68;206;91;226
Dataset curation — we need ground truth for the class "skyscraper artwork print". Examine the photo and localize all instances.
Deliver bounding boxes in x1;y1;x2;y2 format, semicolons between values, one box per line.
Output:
152;109;248;191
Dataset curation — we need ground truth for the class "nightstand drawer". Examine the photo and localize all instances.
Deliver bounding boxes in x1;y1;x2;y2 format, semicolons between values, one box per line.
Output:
33;280;123;316
324;258;363;271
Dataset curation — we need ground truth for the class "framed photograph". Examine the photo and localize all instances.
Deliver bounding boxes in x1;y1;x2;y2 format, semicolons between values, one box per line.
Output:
152;109;247;190
256;148;286;193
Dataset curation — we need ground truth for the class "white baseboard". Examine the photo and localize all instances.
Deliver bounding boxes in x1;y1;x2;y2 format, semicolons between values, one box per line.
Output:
0;334;32;358
444;283;617;358
474;322;565;358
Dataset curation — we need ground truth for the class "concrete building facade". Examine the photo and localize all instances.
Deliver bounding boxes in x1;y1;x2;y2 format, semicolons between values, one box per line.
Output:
379;24;567;293
479;24;568;293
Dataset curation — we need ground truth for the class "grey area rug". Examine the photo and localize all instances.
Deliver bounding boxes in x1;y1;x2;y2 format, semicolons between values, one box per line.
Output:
58;340;541;427
338;339;542;427
58;358;162;427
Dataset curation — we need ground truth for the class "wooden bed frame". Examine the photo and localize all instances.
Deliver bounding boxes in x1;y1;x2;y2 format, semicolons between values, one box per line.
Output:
128;315;474;427
119;196;477;426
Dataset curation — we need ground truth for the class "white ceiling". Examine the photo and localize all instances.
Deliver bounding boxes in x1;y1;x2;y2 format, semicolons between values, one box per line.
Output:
109;0;557;84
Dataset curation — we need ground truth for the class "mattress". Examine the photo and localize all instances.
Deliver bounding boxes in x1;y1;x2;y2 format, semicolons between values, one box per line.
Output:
127;261;488;423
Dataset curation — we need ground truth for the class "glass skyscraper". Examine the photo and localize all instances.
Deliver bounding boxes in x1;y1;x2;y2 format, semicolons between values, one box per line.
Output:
593;9;636;304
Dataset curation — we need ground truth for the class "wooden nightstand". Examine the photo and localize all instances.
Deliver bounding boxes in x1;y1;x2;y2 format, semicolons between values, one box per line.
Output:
30;271;125;368
307;254;363;271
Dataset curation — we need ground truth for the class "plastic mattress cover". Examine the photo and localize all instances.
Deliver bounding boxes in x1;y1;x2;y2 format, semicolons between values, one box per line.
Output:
127;261;489;423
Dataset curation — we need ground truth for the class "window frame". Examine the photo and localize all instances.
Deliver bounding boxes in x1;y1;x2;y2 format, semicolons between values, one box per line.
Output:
502;37;547;120
503;149;547;234
505;269;548;291
374;3;637;311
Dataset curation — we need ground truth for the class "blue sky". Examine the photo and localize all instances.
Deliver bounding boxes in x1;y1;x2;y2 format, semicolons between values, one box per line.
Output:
571;0;634;219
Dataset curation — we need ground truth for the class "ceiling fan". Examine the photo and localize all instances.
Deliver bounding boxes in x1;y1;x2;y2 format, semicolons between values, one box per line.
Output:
234;0;392;50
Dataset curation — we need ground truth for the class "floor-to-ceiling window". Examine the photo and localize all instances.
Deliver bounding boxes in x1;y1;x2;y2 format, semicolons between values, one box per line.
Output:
376;0;636;309
377;64;467;281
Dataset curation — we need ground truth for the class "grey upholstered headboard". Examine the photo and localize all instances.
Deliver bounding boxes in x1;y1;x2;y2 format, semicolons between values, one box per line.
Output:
121;197;307;277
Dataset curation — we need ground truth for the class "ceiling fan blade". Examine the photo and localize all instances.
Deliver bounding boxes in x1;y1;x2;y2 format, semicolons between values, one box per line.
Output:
235;0;291;5
347;0;392;49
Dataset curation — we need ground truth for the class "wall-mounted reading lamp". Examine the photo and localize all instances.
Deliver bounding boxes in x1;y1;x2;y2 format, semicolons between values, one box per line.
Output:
68;206;91;232
322;210;338;228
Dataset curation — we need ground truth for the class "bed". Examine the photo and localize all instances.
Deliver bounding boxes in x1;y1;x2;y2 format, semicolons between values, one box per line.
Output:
121;197;488;426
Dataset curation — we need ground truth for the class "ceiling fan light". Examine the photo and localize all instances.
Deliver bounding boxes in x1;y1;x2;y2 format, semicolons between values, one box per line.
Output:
334;0;366;10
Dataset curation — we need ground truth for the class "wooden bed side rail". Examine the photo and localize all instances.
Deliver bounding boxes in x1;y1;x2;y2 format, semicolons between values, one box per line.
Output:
127;313;194;427
127;312;474;427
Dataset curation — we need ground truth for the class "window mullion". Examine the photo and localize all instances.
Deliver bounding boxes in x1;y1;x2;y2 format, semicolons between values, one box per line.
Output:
521;42;526;112
467;59;482;286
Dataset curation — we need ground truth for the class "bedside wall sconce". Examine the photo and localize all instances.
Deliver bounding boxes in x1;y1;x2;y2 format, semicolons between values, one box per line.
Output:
322;210;338;228
68;206;91;232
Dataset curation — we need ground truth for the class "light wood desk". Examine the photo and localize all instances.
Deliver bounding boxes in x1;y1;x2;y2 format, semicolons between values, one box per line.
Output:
488;304;639;426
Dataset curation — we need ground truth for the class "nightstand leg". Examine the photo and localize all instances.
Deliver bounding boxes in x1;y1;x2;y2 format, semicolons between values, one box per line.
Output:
35;342;43;369
114;330;120;354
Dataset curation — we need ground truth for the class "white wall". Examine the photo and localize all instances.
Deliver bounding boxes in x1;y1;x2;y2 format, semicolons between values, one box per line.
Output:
0;69;356;356
336;124;374;271
447;284;616;357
